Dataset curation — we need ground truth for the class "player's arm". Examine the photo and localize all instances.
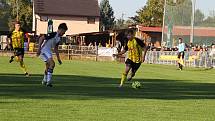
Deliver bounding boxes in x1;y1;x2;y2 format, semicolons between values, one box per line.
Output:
54;43;62;65
113;47;127;57
37;35;45;56
113;39;128;57
136;38;149;62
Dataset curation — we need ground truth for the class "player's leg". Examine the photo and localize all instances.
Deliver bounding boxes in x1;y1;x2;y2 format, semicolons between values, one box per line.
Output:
9;55;15;63
180;52;185;70
119;59;132;87
177;52;182;70
46;58;55;87
18;49;29;76
127;63;141;81
42;62;49;85
39;52;53;86
19;56;29;76
9;49;16;63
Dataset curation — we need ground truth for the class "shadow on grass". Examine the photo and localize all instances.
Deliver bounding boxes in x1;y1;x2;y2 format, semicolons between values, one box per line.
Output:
0;73;215;100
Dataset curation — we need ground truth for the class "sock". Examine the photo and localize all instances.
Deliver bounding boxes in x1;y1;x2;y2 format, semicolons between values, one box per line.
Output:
20;61;27;74
43;71;47;82
10;56;14;60
47;69;53;84
120;73;127;86
15;56;19;62
127;73;135;81
179;56;184;66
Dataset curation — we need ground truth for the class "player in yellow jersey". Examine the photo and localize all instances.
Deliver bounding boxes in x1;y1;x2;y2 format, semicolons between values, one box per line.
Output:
113;29;148;87
7;21;30;76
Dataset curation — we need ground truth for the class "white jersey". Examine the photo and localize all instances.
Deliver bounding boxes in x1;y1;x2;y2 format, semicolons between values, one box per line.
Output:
40;32;61;61
41;32;60;53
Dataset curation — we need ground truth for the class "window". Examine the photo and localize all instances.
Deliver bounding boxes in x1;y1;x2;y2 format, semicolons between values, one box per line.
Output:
87;17;95;24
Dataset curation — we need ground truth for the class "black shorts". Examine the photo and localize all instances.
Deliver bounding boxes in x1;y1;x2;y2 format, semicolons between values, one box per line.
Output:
178;52;185;59
125;59;141;73
14;48;25;57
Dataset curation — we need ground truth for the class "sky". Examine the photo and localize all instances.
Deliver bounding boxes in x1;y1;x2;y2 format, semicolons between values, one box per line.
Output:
98;0;215;19
98;0;147;19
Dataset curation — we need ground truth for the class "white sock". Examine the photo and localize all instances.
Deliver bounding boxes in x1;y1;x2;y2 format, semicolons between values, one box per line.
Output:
43;74;47;82
47;72;52;84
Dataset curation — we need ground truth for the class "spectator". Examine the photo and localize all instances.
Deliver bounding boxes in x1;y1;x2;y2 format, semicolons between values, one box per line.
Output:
209;45;215;68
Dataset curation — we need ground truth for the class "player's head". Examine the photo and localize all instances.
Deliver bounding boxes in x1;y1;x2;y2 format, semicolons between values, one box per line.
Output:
57;23;68;36
15;21;21;31
127;29;135;40
179;38;183;43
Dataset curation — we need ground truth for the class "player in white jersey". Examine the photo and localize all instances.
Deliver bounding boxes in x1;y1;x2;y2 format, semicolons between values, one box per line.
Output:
37;23;68;87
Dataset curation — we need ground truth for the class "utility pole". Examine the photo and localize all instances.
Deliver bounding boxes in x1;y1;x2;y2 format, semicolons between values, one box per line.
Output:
16;0;19;21
161;0;167;46
190;0;196;43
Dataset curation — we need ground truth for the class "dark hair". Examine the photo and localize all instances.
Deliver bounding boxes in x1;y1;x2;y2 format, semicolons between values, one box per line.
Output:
15;21;21;25
127;29;135;35
58;23;68;30
179;37;183;40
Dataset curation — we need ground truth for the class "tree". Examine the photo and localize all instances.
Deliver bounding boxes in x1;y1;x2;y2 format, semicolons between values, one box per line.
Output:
113;18;125;30
166;0;192;26
194;9;205;26
7;0;33;31
0;0;32;31
131;0;164;26
99;0;115;31
202;16;215;27
131;0;194;27
113;18;135;30
0;0;10;30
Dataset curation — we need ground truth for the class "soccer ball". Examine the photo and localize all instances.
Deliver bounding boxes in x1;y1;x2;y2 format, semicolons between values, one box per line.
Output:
131;81;142;89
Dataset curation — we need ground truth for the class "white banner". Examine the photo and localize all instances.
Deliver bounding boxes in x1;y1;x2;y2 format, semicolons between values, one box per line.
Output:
98;47;117;57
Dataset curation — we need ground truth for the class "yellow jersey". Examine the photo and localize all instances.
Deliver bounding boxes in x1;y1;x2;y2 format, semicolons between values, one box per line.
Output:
125;38;145;63
10;30;25;48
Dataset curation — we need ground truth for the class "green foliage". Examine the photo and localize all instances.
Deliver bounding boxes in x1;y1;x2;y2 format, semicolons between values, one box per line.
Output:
166;0;192;26
113;18;135;30
132;0;164;26
7;0;33;31
197;10;215;27
166;0;186;6
0;0;32;31
194;9;205;26
0;0;10;30
100;0;115;31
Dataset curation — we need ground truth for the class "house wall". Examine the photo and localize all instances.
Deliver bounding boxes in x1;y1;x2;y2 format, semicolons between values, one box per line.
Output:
34;15;99;35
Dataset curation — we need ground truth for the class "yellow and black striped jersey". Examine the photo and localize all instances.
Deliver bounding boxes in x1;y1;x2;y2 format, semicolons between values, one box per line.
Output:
124;38;145;63
8;30;25;49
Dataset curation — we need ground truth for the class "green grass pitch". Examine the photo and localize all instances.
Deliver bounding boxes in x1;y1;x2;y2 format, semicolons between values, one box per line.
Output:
0;56;215;121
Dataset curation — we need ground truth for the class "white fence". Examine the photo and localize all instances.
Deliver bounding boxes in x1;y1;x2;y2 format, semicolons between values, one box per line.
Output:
58;45;117;56
1;44;215;68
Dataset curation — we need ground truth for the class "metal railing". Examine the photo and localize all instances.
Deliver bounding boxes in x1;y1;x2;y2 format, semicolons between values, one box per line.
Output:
1;44;214;68
145;50;215;68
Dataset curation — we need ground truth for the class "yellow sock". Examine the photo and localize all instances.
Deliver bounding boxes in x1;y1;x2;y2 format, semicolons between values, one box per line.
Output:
15;56;19;62
120;73;127;86
179;56;184;66
20;61;27;73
